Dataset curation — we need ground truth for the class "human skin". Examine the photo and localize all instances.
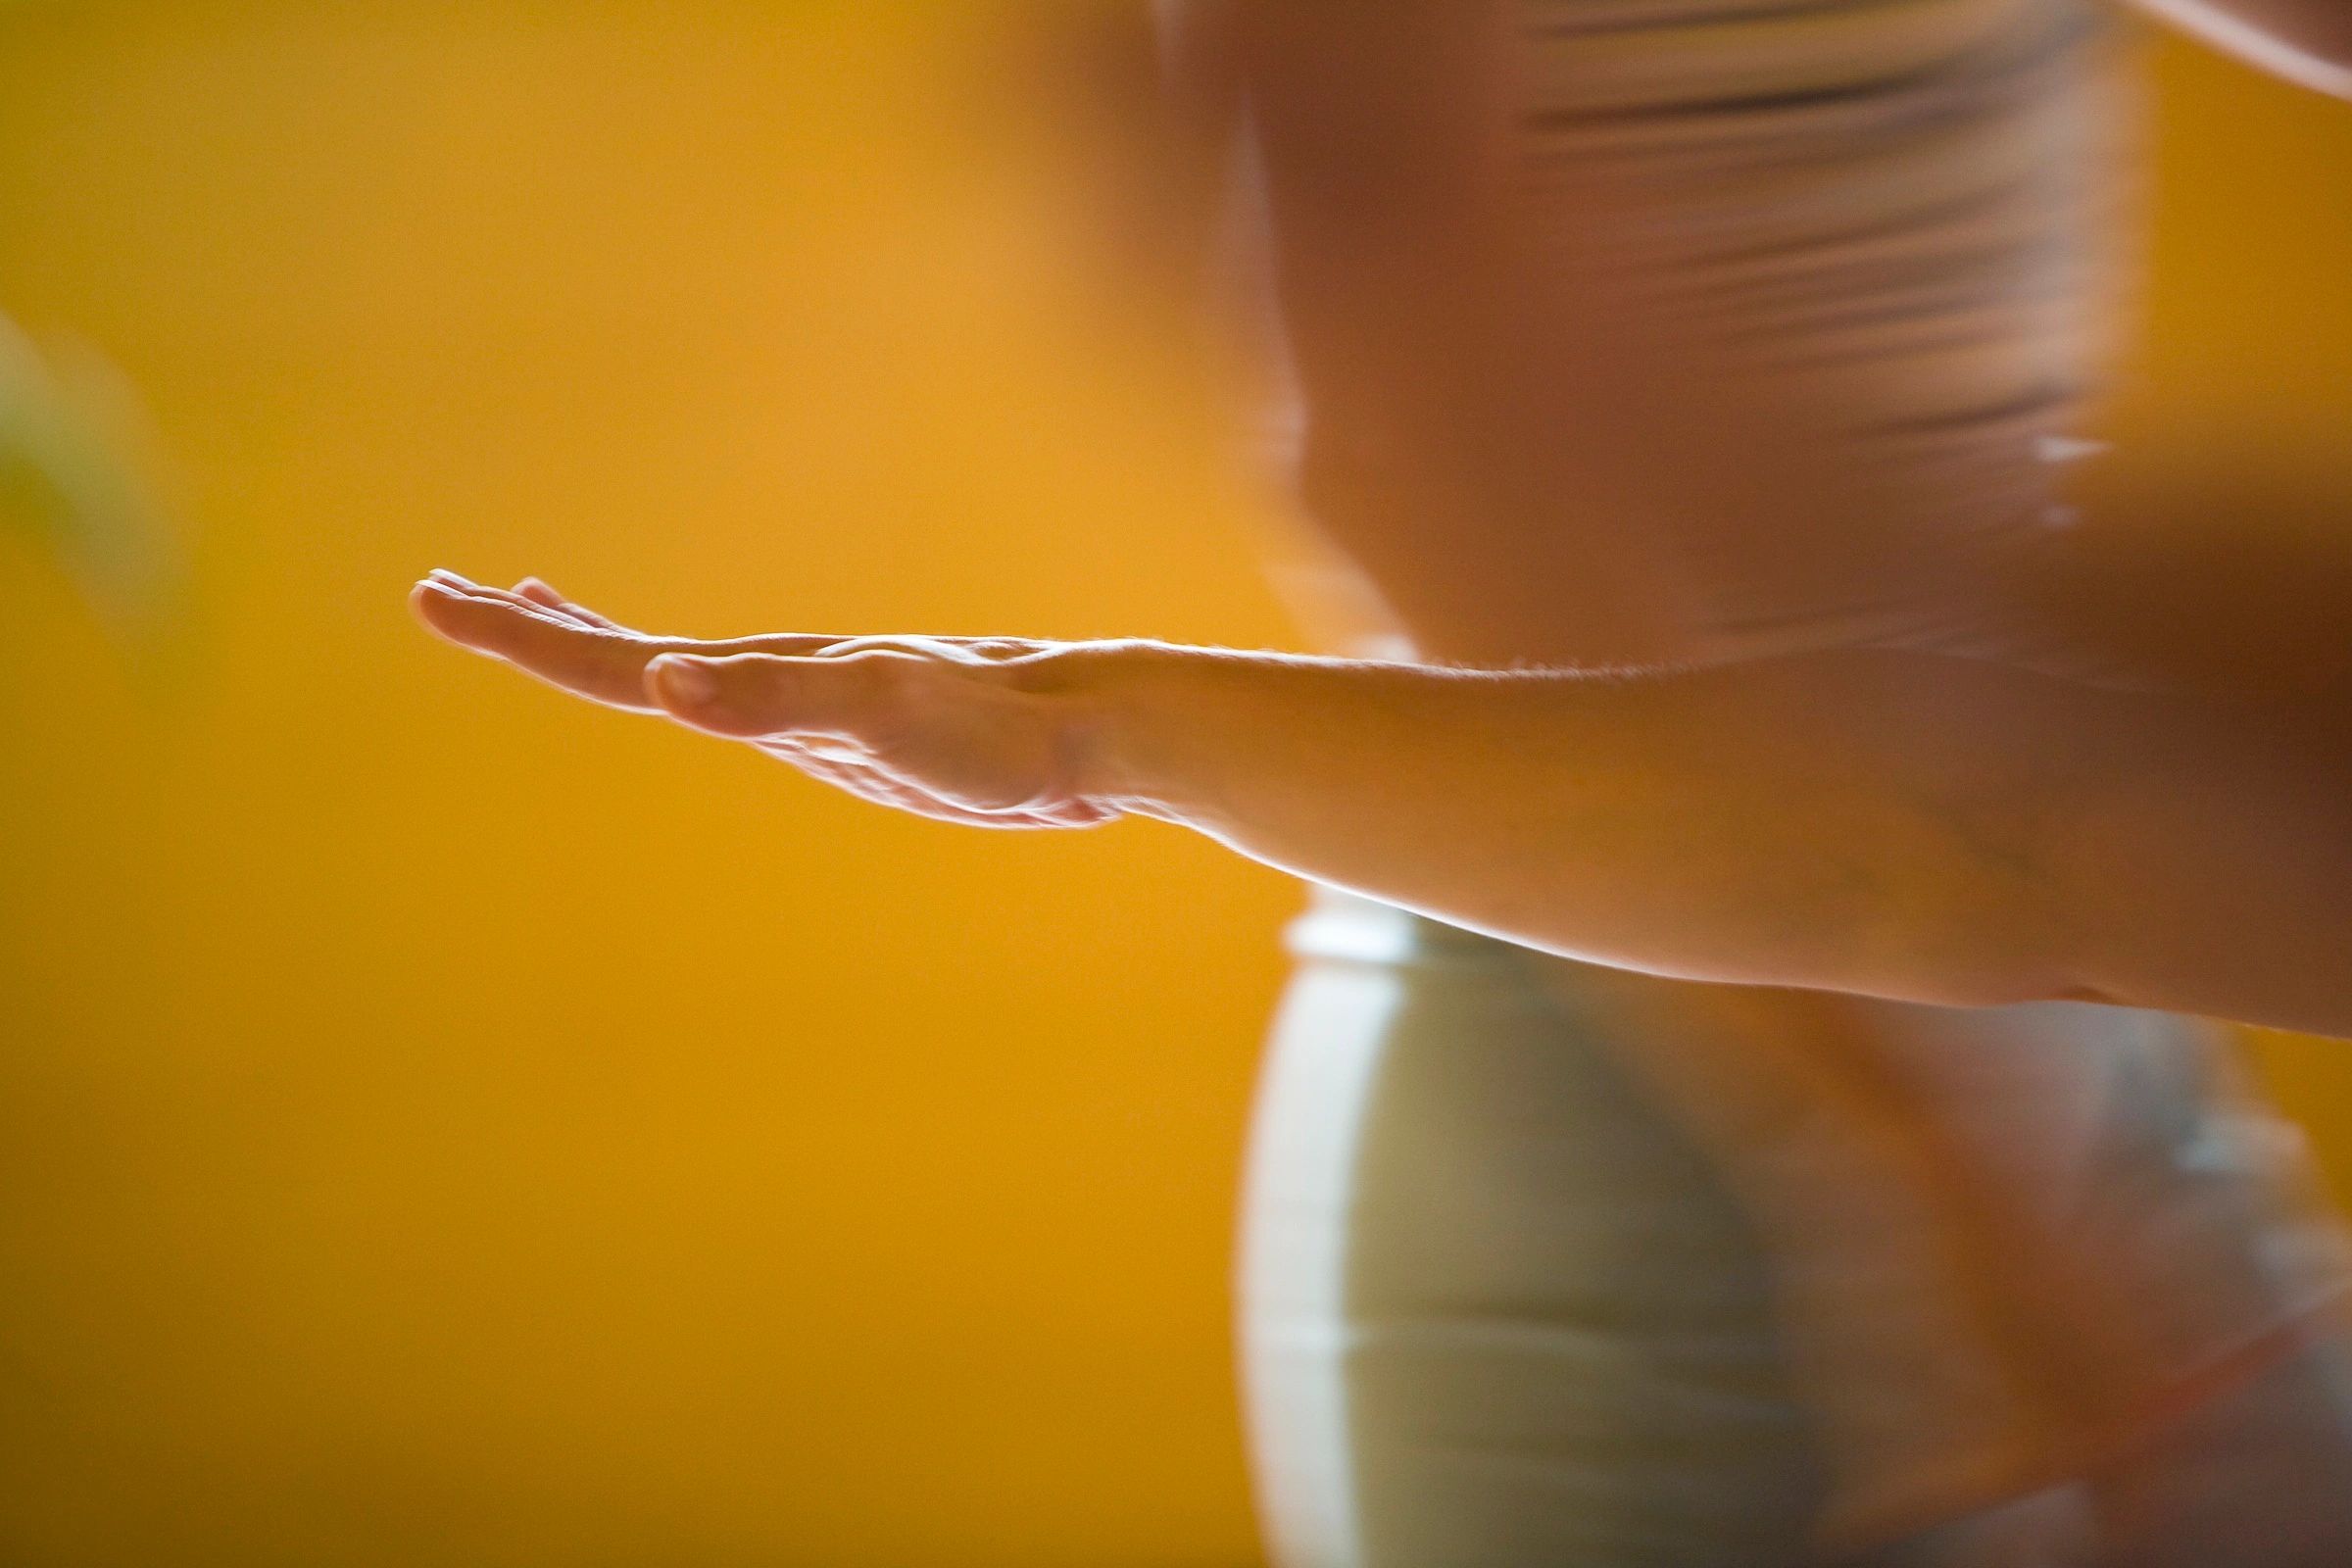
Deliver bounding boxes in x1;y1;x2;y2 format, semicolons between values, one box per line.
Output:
411;572;2352;1038
2134;0;2352;93
1067;7;2352;1550
414;15;2352;1544
1060;2;2352;685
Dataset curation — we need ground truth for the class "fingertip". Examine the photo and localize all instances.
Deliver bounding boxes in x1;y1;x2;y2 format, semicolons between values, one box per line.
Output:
411;576;536;651
411;576;463;624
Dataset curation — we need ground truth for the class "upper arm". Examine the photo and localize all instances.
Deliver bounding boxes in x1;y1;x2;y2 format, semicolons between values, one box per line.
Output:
2122;0;2352;96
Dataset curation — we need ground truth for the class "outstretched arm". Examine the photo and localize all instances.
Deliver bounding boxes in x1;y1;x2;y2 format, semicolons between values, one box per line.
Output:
414;573;2352;1037
2128;0;2352;97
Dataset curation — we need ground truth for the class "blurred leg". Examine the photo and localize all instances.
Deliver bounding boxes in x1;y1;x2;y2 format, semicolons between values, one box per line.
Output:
2092;1329;2352;1568
1237;892;1826;1568
1855;1485;2102;1568
1851;1330;2352;1566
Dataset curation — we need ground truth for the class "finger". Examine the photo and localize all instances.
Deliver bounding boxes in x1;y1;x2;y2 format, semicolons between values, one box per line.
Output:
959;637;1060;662
643;650;916;740
447;583;858;666
426;570;606;631
413;579;664;710
432;573;970;658
716;633;993;662
432;570;715;653
428;570;588;621
789;634;1055;664
514;577;623;630
678;632;1062;663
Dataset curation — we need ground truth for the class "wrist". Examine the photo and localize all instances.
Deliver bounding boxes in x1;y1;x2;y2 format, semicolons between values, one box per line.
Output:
1033;640;1215;825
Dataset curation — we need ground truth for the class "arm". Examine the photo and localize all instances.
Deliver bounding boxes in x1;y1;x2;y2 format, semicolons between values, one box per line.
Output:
1086;643;2352;1034
412;574;2352;1037
2128;0;2352;96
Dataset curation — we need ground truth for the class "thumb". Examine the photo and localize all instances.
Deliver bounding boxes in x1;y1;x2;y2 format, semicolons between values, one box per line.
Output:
645;651;902;741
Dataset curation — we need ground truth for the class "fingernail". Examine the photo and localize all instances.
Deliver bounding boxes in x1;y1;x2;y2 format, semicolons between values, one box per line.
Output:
651;655;719;706
428;568;478;588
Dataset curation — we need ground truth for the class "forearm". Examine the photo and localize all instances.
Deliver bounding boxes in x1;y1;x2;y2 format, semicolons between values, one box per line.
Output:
1068;643;2352;1035
1076;645;2073;1007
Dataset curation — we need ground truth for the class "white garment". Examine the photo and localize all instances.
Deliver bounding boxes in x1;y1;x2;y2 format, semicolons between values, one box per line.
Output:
1240;895;1823;1567
1237;893;2352;1566
1228;0;2352;1553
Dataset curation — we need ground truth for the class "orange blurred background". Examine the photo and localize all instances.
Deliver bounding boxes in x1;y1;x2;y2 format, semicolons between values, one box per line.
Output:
0;5;2346;1564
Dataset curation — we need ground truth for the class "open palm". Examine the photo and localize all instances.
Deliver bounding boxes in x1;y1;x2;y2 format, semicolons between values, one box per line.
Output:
411;571;1117;829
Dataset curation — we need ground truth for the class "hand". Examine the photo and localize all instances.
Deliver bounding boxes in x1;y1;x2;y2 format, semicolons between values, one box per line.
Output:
410;570;1122;829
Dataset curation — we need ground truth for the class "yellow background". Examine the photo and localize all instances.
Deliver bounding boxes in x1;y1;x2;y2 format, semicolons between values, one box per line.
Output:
0;5;2346;1564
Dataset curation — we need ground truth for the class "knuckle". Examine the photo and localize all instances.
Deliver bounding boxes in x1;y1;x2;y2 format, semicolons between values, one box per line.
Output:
849;650;925;697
